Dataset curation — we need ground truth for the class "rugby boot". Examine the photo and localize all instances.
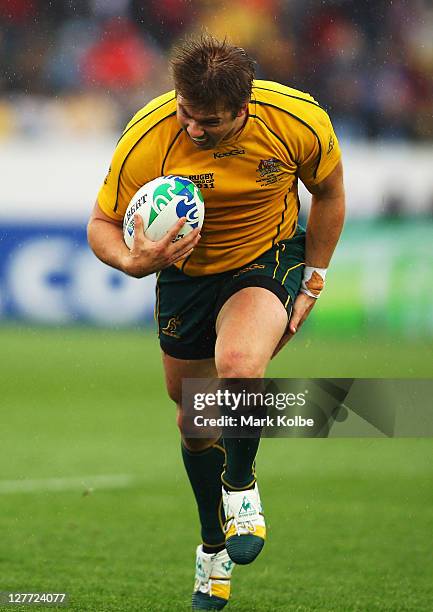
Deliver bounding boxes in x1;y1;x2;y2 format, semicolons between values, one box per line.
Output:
192;545;234;610
222;483;266;565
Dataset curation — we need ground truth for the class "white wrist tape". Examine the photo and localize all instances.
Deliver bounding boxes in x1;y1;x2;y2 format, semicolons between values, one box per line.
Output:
300;266;327;298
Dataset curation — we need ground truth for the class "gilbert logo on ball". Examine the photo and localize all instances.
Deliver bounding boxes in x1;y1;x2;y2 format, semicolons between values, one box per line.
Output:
123;175;205;248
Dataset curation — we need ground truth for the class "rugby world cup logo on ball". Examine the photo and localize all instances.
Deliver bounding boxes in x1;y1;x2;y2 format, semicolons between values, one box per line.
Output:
123;176;205;248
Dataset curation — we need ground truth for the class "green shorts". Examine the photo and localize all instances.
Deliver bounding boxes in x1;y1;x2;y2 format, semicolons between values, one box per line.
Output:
156;226;305;359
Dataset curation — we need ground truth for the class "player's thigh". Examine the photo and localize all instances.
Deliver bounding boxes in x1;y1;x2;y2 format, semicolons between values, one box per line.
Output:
215;286;288;378
157;265;221;360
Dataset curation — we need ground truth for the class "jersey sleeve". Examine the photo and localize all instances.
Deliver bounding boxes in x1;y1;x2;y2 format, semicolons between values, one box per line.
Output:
97;131;150;222
97;98;177;221
297;109;341;188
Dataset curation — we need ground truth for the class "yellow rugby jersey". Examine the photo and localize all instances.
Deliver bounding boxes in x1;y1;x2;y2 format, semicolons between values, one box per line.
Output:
98;80;341;276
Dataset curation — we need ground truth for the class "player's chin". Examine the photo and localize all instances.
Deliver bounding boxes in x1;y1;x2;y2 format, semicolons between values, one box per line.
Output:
192;141;213;150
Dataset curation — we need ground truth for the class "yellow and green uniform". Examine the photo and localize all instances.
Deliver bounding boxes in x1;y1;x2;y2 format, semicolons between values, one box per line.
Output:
98;79;341;277
97;80;341;359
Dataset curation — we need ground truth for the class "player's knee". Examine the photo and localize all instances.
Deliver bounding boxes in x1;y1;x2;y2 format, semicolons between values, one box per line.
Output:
177;411;217;451
216;348;265;378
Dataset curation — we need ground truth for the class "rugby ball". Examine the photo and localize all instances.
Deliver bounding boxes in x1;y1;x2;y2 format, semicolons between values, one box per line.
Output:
123;175;204;248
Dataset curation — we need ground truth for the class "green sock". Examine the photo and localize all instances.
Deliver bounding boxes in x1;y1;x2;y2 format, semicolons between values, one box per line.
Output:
221;437;260;490
181;439;226;548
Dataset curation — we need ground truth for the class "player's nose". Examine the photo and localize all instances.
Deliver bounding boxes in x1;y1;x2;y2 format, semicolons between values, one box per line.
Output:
187;122;205;139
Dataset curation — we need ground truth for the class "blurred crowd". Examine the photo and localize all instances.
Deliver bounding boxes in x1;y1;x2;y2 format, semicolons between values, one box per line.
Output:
0;0;432;140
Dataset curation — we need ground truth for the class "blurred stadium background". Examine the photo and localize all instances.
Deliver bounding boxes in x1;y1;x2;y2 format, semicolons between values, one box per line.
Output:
1;2;432;611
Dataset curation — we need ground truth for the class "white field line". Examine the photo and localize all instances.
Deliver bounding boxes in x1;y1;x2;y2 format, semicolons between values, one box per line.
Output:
0;474;136;495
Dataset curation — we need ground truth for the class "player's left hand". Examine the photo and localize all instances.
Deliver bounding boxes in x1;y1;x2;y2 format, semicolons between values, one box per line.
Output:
272;292;317;357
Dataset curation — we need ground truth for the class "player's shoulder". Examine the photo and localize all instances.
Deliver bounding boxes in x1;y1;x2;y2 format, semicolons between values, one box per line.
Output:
118;89;178;145
252;80;332;128
253;80;320;106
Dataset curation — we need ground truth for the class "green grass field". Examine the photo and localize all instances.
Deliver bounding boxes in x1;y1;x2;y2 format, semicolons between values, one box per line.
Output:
1;327;432;611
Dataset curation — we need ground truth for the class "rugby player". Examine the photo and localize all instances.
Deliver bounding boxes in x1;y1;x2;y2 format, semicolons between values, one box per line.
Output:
87;35;345;610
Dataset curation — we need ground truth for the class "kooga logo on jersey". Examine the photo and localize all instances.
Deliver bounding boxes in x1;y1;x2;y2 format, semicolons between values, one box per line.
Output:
213;149;245;159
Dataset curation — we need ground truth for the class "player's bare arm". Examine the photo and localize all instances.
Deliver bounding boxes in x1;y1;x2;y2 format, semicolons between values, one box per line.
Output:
87;201;201;278
304;159;345;267
290;160;345;330
274;161;345;355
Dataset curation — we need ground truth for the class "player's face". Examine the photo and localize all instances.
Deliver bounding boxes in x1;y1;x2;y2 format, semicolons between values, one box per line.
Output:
177;96;248;150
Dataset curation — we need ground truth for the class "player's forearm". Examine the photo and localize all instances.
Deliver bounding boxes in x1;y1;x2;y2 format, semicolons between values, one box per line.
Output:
87;218;130;274
305;192;345;268
88;213;200;278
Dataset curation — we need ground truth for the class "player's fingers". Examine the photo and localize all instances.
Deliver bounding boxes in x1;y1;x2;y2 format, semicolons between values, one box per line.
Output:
170;228;201;254
288;307;302;334
289;304;310;334
289;293;316;334
171;247;195;264
132;214;148;246
160;217;187;246
133;213;143;234
170;234;200;260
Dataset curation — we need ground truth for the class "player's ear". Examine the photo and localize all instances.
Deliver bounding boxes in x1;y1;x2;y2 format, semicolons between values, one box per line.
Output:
236;102;249;118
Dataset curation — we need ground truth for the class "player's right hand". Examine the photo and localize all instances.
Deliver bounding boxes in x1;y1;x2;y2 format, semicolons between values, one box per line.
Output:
123;214;201;278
